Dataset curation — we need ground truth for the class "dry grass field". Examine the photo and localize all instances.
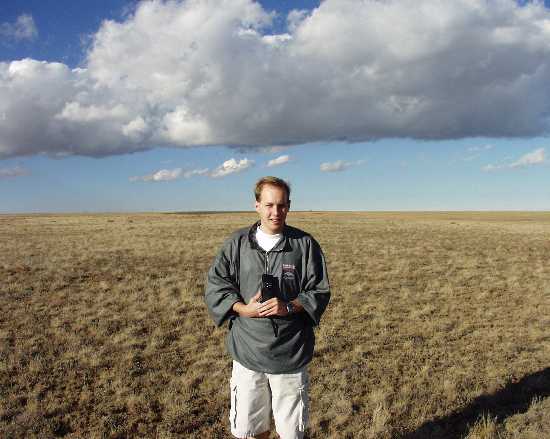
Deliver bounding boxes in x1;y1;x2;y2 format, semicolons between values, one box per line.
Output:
1;211;550;438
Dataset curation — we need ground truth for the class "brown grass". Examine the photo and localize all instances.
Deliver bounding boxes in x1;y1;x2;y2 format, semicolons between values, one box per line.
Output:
1;211;549;438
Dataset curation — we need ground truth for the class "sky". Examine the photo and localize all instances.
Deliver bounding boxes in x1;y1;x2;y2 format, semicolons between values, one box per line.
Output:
1;0;550;213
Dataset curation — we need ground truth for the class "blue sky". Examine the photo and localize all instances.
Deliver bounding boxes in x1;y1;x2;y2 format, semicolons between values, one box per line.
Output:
1;0;549;212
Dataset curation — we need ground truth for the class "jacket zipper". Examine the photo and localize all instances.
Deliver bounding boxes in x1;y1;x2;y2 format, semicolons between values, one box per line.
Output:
263;249;279;337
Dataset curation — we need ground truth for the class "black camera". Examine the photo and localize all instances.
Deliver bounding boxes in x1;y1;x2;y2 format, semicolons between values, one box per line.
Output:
261;274;280;302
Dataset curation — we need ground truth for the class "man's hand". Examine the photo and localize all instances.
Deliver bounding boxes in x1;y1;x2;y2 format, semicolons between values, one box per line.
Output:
258;297;289;317
233;293;305;318
232;292;262;318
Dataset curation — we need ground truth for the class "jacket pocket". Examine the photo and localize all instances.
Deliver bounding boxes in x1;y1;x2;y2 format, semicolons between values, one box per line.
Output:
281;270;299;301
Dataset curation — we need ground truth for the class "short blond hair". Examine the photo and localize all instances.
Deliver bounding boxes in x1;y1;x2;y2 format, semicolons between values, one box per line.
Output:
254;176;291;203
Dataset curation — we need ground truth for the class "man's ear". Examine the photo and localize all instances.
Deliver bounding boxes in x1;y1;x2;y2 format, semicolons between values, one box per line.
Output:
255;200;260;213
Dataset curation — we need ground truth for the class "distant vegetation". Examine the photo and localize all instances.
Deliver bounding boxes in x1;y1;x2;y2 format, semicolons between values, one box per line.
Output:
1;212;549;438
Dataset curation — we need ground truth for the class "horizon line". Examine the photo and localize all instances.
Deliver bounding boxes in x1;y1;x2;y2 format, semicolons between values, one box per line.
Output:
1;209;549;216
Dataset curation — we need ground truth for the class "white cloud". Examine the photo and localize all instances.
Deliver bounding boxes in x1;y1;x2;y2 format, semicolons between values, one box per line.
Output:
481;164;497;172
510;147;545;168
56;102;129;123
320;159;365;172
122;117;149;141
463;144;494;161
210;158;254;178
320;160;348;172
0;165;29;180
256;145;291;154
0;14;38;41
482;147;546;171
287;9;309;33
184;168;210;178
130;167;209;182
262;33;292;47
266;155;291;167
468;144;494;153
130;168;182;182
3;1;550;159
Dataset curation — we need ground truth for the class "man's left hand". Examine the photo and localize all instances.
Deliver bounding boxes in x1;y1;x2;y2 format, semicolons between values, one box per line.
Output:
258;298;288;317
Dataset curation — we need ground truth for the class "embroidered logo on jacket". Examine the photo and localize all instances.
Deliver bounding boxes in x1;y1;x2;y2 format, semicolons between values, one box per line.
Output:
282;264;296;280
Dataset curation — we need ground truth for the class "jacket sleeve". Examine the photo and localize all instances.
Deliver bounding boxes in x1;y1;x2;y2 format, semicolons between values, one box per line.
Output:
204;238;242;327
297;237;331;326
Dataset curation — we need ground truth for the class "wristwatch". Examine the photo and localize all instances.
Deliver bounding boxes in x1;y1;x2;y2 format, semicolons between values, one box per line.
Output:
286;302;294;315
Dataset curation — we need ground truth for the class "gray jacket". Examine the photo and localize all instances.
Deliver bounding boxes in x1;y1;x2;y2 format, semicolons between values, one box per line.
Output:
205;221;331;373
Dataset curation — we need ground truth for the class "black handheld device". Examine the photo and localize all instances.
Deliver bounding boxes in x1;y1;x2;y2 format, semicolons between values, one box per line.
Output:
261;274;279;302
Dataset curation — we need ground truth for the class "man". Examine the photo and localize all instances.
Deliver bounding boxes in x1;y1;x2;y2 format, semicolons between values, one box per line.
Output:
205;176;331;439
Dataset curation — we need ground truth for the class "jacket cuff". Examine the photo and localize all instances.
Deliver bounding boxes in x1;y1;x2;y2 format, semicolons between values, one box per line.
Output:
296;292;322;326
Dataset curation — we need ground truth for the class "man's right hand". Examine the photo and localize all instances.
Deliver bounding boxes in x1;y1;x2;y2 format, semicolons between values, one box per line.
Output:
232;291;262;318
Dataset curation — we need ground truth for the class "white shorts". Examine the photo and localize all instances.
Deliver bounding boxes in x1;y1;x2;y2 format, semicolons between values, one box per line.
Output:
229;360;309;439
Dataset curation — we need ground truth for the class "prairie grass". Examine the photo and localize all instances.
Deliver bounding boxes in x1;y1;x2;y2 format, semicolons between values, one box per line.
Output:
1;211;549;438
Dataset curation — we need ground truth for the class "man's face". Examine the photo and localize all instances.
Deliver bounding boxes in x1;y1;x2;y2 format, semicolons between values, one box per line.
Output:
255;184;290;235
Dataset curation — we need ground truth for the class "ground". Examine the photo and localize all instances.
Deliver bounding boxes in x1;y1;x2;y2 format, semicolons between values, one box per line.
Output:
1;211;549;438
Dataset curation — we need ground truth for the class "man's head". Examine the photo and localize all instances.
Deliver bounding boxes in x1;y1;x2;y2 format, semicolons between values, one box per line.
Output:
254;176;291;235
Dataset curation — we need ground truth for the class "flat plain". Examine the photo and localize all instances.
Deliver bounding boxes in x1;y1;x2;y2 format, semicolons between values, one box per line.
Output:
1;211;550;438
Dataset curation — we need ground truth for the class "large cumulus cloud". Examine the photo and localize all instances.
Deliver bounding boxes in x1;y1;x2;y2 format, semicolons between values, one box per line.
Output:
2;0;550;159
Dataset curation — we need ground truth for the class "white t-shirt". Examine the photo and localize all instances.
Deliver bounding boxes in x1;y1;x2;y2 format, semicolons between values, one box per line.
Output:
255;225;282;251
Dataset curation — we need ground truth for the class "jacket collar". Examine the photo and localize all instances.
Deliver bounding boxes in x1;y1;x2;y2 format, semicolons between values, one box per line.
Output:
248;221;291;252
